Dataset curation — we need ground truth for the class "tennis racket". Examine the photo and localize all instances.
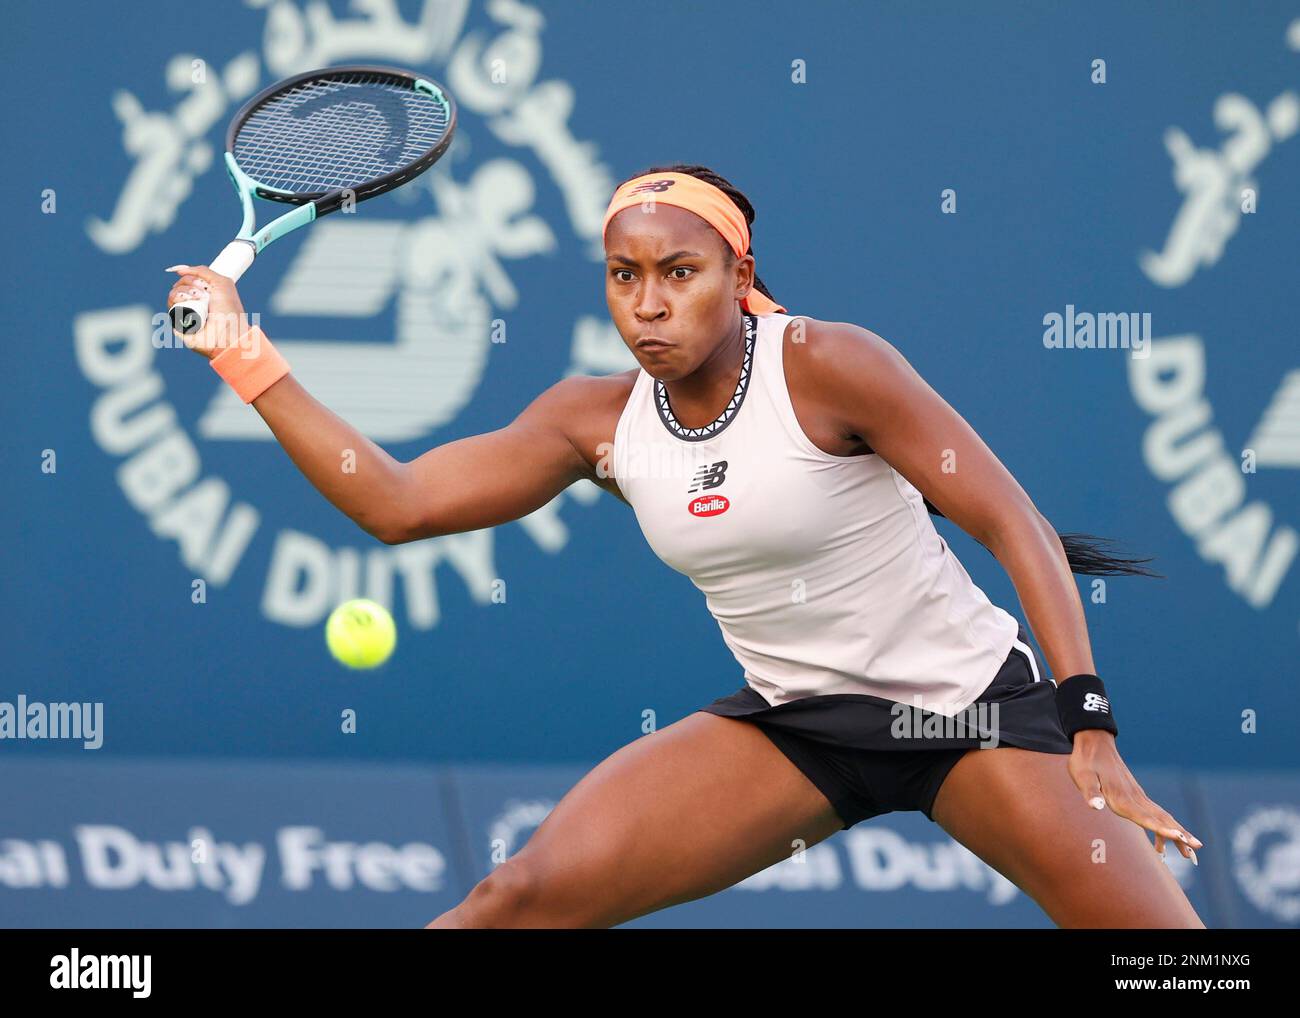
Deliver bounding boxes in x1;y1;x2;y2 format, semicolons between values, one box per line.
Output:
168;64;456;335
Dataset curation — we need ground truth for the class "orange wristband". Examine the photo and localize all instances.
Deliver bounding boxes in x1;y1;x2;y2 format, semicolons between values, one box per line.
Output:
209;326;290;403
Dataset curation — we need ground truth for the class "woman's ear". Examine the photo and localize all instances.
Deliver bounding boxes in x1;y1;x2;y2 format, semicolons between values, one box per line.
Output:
734;252;755;297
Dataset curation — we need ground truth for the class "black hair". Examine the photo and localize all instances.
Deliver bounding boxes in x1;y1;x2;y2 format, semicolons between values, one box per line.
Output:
923;498;1162;578
619;163;1161;579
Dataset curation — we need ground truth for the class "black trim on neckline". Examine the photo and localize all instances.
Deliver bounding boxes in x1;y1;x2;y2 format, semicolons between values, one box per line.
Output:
654;314;756;443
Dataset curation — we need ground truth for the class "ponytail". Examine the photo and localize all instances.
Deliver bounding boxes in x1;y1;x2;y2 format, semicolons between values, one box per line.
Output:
921;498;1163;578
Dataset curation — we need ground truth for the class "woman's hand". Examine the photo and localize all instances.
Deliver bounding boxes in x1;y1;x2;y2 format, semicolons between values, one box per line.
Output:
165;264;251;360
1068;730;1203;862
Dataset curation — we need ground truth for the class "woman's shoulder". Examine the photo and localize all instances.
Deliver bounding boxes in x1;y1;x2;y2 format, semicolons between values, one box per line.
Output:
771;313;886;350
775;315;902;387
542;367;638;399
771;315;882;458
544;367;640;441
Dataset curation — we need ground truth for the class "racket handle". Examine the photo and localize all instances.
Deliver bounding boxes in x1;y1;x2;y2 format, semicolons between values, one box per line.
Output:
168;240;257;335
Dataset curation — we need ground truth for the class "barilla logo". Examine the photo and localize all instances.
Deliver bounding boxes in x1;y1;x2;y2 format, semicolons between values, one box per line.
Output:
689;495;730;517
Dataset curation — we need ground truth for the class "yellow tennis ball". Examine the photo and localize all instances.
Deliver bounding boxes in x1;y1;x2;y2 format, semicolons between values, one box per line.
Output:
325;599;396;669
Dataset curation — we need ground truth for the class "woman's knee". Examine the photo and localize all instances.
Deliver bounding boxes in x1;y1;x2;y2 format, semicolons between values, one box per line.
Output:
455;860;546;928
454;854;613;928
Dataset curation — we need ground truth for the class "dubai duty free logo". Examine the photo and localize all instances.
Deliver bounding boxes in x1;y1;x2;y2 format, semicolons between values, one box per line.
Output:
1128;19;1300;634
73;0;635;633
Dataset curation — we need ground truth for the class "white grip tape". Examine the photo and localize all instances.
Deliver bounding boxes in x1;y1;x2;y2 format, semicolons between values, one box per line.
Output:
209;241;256;281
169;241;256;335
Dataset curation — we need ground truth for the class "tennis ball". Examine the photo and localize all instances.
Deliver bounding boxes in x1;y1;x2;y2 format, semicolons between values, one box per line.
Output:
325;599;396;669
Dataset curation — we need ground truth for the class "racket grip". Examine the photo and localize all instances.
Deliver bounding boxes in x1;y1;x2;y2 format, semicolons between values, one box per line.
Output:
168;240;257;335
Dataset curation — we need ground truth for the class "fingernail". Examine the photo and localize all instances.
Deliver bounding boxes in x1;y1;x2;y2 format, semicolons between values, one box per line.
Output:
165;265;189;272
1189;849;1198;866
1089;797;1105;810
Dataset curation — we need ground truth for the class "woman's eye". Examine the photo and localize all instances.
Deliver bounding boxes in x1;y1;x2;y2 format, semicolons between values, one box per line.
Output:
610;267;692;282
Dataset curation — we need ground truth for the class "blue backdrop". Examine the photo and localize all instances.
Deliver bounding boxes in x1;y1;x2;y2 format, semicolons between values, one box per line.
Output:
6;757;1297;928
2;2;1297;807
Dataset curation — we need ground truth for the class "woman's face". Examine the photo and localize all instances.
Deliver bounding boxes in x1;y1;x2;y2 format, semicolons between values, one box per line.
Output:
605;204;754;381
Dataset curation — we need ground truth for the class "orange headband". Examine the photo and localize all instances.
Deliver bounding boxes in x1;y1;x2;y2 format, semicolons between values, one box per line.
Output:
601;171;786;315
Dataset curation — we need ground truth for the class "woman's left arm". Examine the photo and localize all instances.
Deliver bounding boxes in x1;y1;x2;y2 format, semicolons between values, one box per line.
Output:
794;320;1201;857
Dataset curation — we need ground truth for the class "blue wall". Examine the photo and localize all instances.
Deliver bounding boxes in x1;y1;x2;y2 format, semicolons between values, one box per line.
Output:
2;0;1296;779
0;758;1295;928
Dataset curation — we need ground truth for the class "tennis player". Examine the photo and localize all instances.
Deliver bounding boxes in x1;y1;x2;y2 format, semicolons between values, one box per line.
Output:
167;164;1205;929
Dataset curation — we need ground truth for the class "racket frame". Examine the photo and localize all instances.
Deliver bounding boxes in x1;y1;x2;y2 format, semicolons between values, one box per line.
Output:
169;65;456;335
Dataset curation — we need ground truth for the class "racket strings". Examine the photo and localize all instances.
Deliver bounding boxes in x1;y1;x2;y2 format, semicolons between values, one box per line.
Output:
233;72;451;194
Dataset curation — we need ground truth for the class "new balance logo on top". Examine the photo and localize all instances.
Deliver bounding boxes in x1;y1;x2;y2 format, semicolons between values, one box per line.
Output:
688;461;728;494
628;179;676;195
1082;692;1111;714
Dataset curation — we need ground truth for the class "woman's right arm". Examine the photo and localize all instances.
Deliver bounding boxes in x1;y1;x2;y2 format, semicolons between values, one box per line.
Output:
168;265;594;545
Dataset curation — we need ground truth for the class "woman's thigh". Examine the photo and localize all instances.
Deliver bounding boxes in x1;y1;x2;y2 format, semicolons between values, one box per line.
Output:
441;711;844;928
930;745;1205;928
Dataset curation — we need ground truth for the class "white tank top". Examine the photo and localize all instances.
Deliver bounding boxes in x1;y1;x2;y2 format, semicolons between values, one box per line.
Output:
612;311;1020;716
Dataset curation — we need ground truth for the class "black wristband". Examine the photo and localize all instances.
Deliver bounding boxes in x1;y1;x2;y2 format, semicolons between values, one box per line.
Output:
1055;673;1119;740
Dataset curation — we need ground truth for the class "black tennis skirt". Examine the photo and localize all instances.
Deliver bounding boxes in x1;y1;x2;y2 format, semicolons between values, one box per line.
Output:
697;625;1073;755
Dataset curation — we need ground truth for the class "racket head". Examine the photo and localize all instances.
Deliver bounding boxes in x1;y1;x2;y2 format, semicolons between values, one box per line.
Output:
225;65;456;214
